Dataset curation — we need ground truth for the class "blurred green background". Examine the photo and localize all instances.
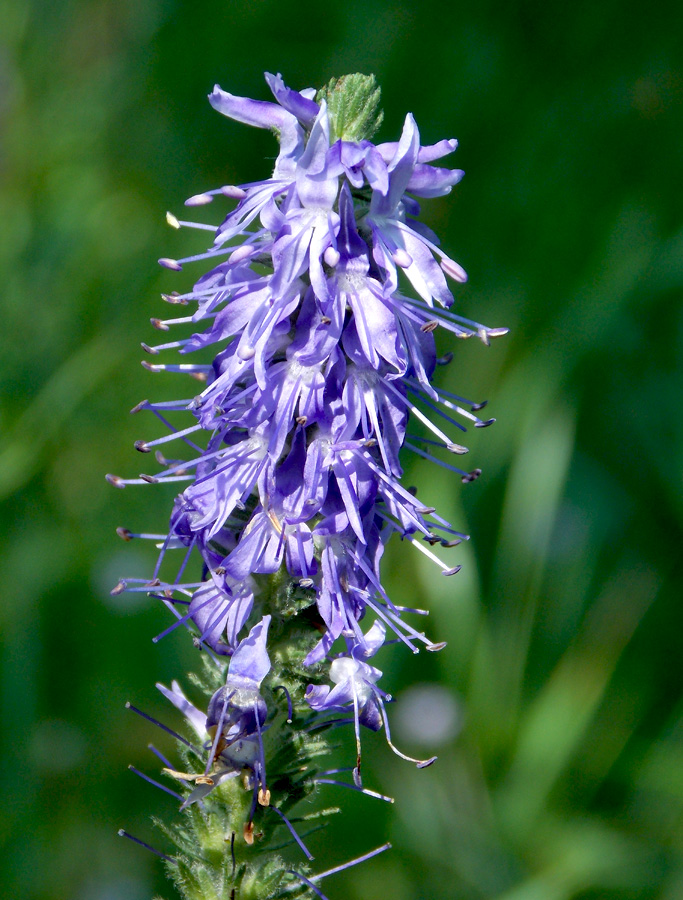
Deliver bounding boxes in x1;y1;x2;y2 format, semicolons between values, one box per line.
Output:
2;0;682;897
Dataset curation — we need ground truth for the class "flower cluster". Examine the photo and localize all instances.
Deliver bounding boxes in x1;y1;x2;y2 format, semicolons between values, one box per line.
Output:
112;73;505;897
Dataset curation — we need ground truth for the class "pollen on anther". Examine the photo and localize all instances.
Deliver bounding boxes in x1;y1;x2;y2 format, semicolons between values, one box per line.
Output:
116;527;133;541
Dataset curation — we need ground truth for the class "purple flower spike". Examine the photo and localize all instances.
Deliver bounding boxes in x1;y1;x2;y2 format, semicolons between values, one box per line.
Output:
114;74;505;879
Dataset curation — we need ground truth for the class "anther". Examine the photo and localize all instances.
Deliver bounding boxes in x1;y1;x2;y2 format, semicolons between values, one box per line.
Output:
420;320;439;333
441;538;462;548
392;248;412;268
161;292;187;305
436;352;454;366
106;473;125;488
139;474;159;484
150;318;169;331
440;257;468;282
296;416;307;426
221;185;247;199
130;399;149;414
446;442;469;454
228;244;255;265
141;343;158;355
427;641;448;651
461;469;482;483
474;418;495;428
471;400;488;411
116;527;133;541
487;327;509;339
244;821;254;845
166;211;181;229
324;246;340;267
158;258;182;271
320;316;332;325
442;565;462;576
134;440;151;453
258;788;271;806
110;580;127;595
184;193;213;206
417;506;436;515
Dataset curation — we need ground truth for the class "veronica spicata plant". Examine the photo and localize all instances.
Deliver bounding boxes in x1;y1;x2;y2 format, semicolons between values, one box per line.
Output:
110;73;506;900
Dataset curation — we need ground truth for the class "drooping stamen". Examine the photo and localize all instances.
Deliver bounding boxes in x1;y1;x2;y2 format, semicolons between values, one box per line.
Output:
350;672;363;787
270;806;314;860
375;693;437;769
254;698;270;806
274;685;293;723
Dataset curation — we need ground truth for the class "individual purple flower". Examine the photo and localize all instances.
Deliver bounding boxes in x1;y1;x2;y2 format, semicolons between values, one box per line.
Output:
306;621;436;785
158;616;272;808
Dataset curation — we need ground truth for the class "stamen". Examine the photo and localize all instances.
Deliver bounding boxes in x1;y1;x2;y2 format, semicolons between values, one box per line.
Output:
205;687;232;775
148;743;174;768
310;842;392;881
274;685;293;723
254;698;269;806
128;765;184;801
404;533;462;576
285;871;330;900
376;694;437;769
315;778;394;803
118;829;176;863
270;806;314;860
125;702;202;756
